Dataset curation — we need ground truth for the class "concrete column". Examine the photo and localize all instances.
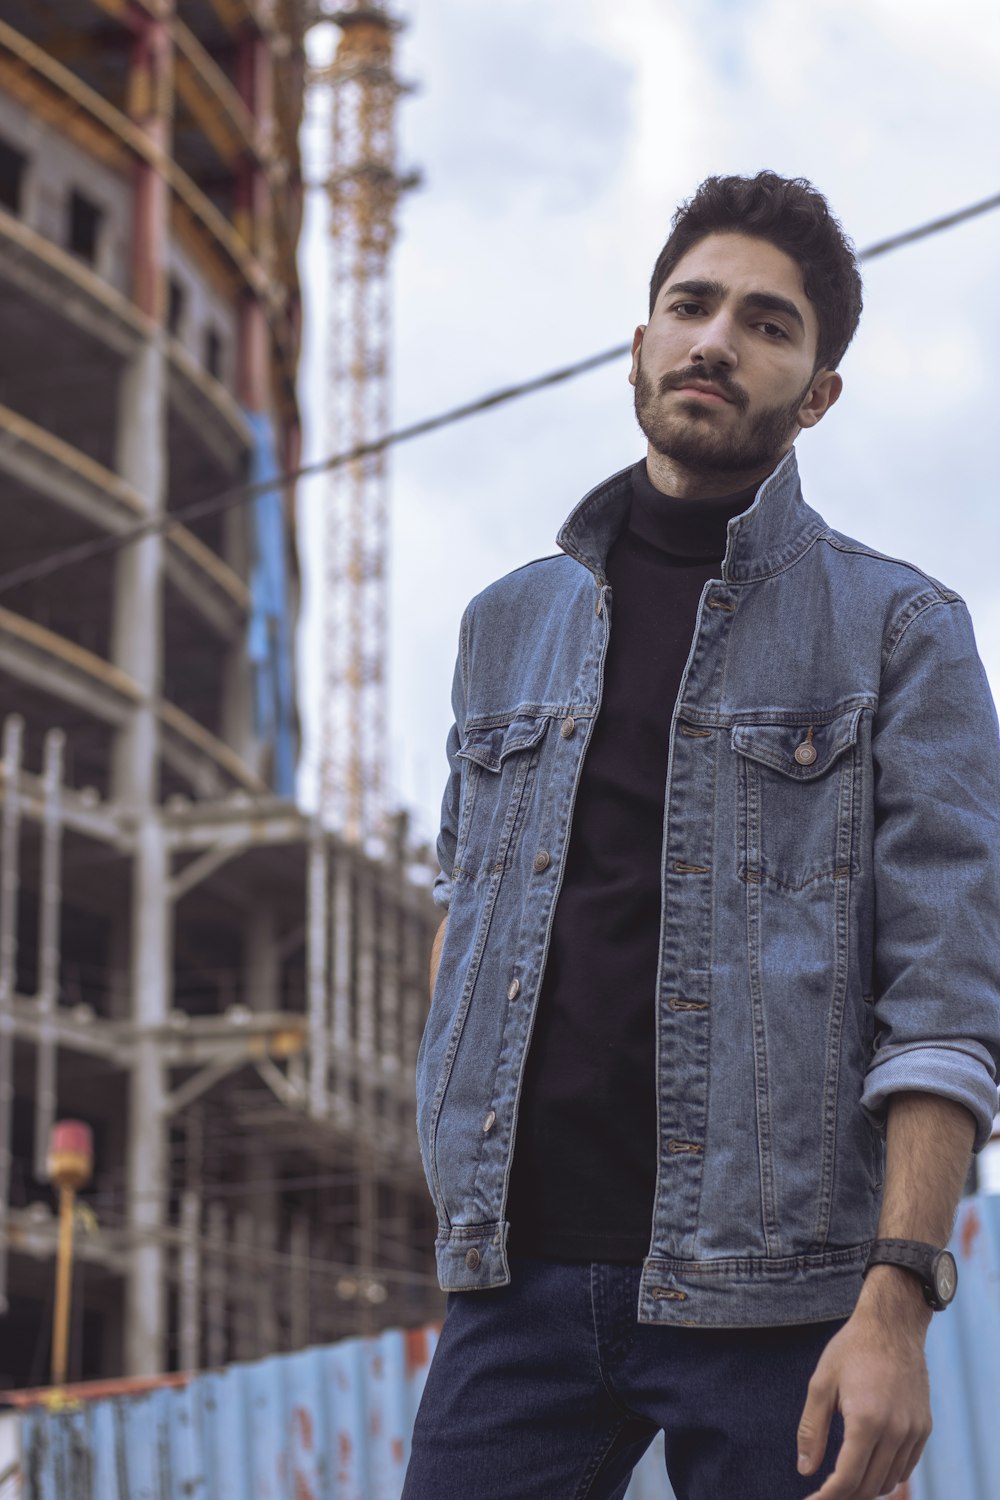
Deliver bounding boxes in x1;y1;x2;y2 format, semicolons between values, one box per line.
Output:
378;891;401;1162
179;1110;203;1372
111;1;171;811
110;340;167;809
124;815;171;1374
290;1213;310;1351
117;0;174;1378
221;507;256;771
243;900;279;1012
253;1186;279;1356
205;1198;228;1369
355;870;377;1333
401;912;422;1145
306;835;329;1119
233;1208;256;1361
330;849;353;1129
222;645;257;776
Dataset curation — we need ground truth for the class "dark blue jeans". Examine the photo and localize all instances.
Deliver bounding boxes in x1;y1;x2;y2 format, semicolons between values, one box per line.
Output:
403;1258;845;1500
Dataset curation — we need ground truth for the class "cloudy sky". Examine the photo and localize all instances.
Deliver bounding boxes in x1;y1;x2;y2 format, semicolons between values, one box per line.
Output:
298;0;1000;850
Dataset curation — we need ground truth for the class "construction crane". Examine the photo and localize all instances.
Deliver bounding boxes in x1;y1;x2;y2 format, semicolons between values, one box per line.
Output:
311;2;418;844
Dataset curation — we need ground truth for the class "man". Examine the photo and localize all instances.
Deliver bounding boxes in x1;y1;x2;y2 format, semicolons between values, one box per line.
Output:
403;173;1000;1500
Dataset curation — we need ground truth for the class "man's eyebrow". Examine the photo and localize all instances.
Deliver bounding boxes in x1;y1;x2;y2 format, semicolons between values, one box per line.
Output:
741;291;806;334
663;280;807;335
664;278;727;301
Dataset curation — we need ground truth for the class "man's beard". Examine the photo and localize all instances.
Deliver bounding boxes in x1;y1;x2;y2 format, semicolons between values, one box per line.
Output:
633;361;811;477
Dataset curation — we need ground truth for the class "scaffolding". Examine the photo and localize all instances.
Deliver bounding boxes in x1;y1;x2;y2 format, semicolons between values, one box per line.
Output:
0;716;440;1377
0;0;440;1386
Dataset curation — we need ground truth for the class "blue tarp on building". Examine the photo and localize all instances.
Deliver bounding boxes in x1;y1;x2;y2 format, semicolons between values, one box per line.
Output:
245;411;297;798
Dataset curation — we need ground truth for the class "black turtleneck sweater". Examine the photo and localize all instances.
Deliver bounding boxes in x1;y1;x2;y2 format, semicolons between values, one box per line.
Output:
505;461;757;1262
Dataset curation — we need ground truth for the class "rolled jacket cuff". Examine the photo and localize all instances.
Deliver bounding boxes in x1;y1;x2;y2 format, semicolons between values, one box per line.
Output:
861;1042;999;1152
432;870;453;910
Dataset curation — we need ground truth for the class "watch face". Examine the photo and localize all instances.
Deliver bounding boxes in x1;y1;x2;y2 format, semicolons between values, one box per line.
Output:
933;1251;958;1305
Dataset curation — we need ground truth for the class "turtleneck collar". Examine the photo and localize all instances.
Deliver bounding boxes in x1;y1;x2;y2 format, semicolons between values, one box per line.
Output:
628;460;758;561
557;448;828;585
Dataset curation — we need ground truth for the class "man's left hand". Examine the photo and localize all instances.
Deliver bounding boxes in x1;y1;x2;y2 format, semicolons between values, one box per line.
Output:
796;1272;932;1500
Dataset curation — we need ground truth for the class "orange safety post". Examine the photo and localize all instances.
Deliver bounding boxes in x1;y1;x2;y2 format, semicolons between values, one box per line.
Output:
47;1119;93;1388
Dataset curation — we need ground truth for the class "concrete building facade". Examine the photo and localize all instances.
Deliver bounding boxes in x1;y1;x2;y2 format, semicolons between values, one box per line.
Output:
0;0;440;1385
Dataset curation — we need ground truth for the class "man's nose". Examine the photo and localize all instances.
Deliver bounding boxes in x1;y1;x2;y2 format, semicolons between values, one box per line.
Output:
689;312;737;368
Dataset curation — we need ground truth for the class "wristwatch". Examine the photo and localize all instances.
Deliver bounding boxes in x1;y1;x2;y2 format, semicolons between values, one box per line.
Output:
863;1238;958;1310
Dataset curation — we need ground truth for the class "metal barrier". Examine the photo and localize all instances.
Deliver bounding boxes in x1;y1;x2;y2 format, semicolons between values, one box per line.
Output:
3;1194;998;1499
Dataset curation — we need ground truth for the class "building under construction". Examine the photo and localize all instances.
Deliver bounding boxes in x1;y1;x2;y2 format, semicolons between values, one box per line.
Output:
0;0;440;1386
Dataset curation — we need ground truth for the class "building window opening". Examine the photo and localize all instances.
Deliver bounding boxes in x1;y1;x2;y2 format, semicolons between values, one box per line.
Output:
0;138;27;216
68;189;102;265
204;327;223;381
168;276;186;338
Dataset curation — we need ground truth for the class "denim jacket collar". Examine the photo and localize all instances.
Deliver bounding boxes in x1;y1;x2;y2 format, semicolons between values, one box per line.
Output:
556;447;827;586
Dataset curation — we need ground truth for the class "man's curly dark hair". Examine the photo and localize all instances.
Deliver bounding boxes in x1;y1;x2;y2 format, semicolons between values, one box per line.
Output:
648;172;864;372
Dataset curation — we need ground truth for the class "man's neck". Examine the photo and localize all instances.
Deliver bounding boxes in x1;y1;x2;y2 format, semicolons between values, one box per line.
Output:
644;444;791;499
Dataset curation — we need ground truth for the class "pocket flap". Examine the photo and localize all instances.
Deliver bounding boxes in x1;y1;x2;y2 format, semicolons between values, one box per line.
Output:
458;714;548;773
731;708;862;781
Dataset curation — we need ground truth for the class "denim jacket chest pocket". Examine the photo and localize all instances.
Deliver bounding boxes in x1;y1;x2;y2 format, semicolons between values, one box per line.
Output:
453;714;549;887
732;707;864;892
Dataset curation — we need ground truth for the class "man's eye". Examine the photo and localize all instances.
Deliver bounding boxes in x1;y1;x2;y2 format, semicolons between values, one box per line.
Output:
758;321;787;339
672;301;703;317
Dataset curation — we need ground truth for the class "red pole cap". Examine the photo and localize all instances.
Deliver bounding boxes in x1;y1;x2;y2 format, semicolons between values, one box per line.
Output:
47;1120;94;1191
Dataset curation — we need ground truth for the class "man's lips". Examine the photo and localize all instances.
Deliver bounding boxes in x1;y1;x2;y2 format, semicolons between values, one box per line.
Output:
655;369;749;411
672;383;734;405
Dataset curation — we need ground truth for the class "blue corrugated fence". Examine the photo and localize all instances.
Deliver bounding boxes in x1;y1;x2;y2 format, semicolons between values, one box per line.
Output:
5;1196;999;1499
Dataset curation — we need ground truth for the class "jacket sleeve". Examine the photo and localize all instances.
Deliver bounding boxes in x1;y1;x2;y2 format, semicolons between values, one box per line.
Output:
861;593;1000;1150
432;607;471;912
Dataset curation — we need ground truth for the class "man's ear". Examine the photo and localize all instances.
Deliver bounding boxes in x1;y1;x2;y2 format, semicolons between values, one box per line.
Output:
797;369;843;430
629;325;645;388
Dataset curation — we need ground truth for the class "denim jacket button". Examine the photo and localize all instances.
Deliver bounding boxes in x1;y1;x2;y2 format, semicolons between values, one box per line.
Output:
560;715;577;739
532;850;551;873
794;740;818;766
507;978;521;1000
465;1248;481;1271
483;1109;496;1132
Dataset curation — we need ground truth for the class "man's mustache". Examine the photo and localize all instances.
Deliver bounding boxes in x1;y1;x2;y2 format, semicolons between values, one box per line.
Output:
658;366;750;414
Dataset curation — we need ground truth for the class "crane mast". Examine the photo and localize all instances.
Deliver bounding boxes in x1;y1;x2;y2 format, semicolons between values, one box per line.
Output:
315;3;416;842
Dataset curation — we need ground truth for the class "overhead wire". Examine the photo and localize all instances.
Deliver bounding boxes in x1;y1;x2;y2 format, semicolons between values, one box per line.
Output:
0;188;997;602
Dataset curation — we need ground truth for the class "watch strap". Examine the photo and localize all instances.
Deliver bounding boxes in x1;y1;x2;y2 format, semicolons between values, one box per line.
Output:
865;1238;939;1274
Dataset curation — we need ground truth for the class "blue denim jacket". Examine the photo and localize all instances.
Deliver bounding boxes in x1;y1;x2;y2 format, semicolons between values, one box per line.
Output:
418;450;1000;1326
